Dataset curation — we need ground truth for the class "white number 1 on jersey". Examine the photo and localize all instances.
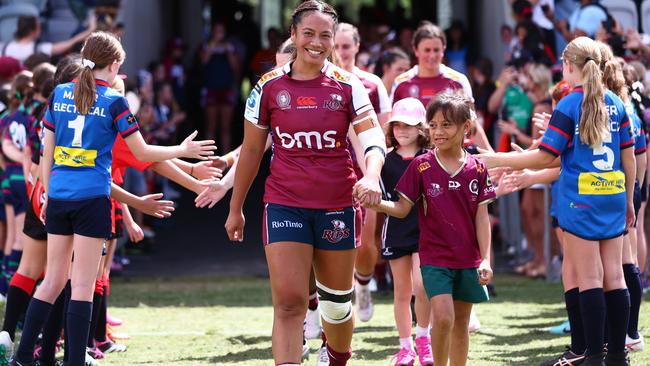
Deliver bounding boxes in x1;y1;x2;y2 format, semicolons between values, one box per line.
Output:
68;115;85;147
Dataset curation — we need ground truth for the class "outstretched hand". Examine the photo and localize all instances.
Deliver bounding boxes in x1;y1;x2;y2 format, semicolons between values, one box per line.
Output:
195;181;229;209
181;131;217;160
136;193;175;218
192;161;223;180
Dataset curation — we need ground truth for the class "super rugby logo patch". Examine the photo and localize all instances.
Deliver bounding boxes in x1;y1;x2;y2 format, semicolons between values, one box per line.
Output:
322;219;350;244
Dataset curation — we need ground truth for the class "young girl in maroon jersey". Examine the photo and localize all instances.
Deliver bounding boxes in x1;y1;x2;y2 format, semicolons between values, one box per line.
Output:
362;92;494;366
379;97;433;366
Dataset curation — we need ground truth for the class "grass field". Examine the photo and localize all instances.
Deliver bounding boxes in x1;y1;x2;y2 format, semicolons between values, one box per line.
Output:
71;274;650;365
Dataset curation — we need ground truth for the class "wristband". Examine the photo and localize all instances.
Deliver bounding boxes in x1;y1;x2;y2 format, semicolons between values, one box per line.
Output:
225;153;235;168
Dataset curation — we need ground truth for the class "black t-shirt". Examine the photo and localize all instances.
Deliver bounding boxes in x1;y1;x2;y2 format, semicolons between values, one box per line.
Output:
380;148;427;248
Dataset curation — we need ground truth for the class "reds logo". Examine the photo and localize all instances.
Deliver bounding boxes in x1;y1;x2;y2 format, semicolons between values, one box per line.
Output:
322;219;350;244
323;93;343;111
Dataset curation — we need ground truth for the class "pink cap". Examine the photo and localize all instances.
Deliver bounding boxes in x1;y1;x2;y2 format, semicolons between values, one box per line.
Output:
387;97;426;126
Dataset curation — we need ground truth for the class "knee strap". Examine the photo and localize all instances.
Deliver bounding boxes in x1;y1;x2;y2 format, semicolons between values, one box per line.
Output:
316;280;353;324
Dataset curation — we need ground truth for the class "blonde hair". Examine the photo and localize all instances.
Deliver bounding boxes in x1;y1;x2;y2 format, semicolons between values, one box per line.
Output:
111;76;125;95
562;37;608;148
74;32;125;115
597;41;627;102
527;63;552;92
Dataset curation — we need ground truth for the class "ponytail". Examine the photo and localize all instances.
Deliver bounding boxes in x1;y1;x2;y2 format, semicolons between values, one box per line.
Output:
73;31;126;115
597;41;628;102
74;66;96;115
579;59;609;148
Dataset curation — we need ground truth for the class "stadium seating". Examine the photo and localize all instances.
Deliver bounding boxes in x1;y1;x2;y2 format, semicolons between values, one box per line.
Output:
601;0;638;31
0;2;39;43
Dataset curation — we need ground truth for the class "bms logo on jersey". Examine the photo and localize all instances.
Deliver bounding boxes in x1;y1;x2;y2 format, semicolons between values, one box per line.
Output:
274;126;336;149
322;219;350;244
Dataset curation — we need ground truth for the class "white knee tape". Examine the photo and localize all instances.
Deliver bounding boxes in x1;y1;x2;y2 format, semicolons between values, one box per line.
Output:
316;280;353;324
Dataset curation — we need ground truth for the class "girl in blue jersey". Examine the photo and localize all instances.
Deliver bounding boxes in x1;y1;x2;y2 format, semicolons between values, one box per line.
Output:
479;36;634;366
594;44;647;354
11;31;216;366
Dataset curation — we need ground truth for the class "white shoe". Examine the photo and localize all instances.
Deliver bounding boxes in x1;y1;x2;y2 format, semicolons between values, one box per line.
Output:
85;349;100;366
355;283;374;322
304;308;322;340
315;345;329;366
301;341;310;361
626;333;645;352
468;310;481;333
0;330;13;361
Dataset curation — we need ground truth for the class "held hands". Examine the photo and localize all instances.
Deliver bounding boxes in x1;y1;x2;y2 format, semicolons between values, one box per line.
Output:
478;259;493;286
225;210;245;242
137;193;175;218
180;131;217;160
353;176;382;207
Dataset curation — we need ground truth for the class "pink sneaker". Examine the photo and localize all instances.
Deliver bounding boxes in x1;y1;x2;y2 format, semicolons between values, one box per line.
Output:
391;347;416;366
107;313;123;327
415;336;434;366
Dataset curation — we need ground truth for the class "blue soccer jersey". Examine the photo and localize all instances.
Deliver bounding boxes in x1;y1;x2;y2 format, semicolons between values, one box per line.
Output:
2;109;31;176
540;88;634;240
626;101;647;156
43;80;139;200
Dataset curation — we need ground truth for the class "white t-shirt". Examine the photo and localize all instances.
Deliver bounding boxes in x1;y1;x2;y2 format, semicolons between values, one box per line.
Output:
532;0;554;30
1;41;53;63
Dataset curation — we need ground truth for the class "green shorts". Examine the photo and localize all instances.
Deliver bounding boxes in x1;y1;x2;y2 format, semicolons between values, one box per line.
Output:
420;265;489;304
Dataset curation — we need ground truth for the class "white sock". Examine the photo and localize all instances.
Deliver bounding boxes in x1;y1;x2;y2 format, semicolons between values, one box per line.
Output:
399;336;414;350
415;325;429;338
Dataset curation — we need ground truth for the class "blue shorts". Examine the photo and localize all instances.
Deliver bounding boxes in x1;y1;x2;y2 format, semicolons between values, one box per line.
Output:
263;203;361;250
8;178;27;215
45;196;111;239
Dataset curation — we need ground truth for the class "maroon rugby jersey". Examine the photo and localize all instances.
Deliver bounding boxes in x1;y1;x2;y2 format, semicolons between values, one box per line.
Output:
395;150;495;268
245;60;373;209
353;66;391;115
391;65;472;107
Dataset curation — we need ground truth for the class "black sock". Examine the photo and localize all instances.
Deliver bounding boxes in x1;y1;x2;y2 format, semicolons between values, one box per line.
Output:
94;287;108;343
16;298;53;363
88;292;103;347
580;288;606;357
39;290;66;365
63;280;71;362
565;288;586;354
67;300;93;366
2;285;34;340
604;288;630;354
622;264;642;339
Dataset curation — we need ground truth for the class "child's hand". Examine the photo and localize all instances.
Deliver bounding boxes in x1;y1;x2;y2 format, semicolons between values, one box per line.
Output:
478;259;493;286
